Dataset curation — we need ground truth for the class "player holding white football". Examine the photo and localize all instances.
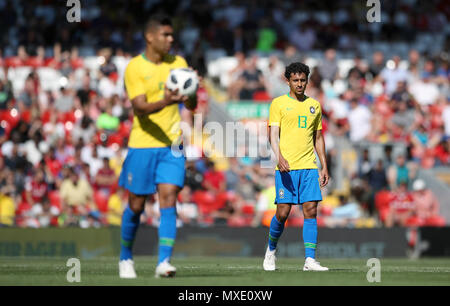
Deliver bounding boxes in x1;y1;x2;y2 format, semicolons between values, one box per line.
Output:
118;14;197;279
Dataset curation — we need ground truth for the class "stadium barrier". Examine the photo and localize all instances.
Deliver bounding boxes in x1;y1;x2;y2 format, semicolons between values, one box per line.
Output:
419;227;450;257
0;226;422;259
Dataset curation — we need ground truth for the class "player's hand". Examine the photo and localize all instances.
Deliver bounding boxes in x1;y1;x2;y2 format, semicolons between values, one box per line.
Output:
319;168;330;187
277;154;290;172
163;87;189;106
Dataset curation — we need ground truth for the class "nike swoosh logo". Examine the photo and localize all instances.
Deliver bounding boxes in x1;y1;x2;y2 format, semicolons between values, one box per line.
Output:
286;107;293;111
144;76;152;80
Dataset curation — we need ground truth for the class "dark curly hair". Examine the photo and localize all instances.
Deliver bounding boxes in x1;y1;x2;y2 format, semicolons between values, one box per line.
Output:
284;62;310;80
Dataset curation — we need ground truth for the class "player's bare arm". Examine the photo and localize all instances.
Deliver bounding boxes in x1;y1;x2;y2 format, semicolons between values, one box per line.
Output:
313;129;329;187
269;125;290;172
131;87;188;116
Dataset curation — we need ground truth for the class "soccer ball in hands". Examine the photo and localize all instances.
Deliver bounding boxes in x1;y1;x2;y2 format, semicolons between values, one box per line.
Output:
166;68;199;97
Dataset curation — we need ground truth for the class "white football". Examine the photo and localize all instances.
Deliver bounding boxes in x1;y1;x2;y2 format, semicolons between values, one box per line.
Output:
166;68;199;97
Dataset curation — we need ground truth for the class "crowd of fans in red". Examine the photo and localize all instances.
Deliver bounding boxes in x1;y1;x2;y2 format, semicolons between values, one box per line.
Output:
0;0;449;228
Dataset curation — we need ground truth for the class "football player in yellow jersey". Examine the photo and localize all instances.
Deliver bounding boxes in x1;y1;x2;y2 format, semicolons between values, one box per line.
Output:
118;14;197;279
263;62;330;272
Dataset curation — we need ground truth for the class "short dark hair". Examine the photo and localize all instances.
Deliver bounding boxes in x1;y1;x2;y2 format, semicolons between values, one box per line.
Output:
284;62;310;80
144;13;172;34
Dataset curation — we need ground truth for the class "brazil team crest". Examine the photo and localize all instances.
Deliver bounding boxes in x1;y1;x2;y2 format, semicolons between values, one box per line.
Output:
310;107;316;114
279;188;284;199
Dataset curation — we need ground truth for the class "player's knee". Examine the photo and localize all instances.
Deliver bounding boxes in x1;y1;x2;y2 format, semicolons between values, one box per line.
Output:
303;207;317;219
276;211;289;223
159;193;177;207
128;194;146;214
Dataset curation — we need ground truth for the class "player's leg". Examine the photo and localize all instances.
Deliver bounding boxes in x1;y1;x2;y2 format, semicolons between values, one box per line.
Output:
119;193;146;278
299;169;328;271
302;201;319;259
269;204;292;251
157;184;180;257
264;170;297;271
263;203;292;271
154;147;186;277
118;147;158;278
120;193;146;261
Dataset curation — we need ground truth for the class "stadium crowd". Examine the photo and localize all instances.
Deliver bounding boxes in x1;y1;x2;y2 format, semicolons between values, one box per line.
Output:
0;0;448;228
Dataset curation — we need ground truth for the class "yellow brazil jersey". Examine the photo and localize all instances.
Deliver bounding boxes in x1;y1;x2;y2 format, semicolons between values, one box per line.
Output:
269;94;322;170
124;53;188;148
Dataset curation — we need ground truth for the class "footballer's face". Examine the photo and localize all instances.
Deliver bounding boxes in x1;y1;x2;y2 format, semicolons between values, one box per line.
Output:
287;72;308;96
146;25;174;55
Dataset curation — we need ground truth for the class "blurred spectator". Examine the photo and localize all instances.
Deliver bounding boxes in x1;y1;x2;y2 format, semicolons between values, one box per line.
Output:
263;55;288;98
26;196;59;228
367;159;388;193
347;55;367;87
289;23;316;52
54;87;74;113
348;98;372;143
96;103;120;132
185;161;204;192
385;182;415;227
237;55;268;100
410;124;442;162
357;148;372;179
279;44;302;67
0;79;13;110
411;179;444;226
256;18;277;54
176;186;199;225
387;154;412;191
107;187;126;226
434;136;450;166
0;190;15;227
325;195;363;228
225;158;240;192
59;167;95;226
227;52;247;100
369;51;385;79
251;175;276;227
72;116;96;144
444;99;450;137
387;100;417;140
203;160;226;195
366;159;388;216
24;168;48;206
319;48;338;82
94;157;117;197
409;69;440;107
380;56;410;95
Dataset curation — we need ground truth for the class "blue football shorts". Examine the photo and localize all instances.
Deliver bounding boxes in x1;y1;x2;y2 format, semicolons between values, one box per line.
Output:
274;169;323;204
118;147;186;195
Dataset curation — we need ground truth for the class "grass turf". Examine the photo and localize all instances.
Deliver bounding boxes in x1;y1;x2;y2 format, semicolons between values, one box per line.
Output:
1;256;450;286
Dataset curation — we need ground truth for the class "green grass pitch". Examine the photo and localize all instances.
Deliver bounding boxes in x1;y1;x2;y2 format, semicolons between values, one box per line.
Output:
1;256;450;286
